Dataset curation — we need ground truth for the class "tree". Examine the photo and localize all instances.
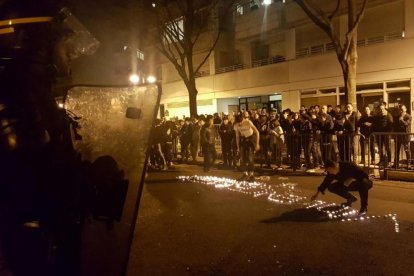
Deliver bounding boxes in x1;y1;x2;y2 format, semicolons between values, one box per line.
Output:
294;0;368;107
144;0;235;117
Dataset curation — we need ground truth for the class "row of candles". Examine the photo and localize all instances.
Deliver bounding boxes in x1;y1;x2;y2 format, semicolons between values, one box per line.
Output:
177;175;400;233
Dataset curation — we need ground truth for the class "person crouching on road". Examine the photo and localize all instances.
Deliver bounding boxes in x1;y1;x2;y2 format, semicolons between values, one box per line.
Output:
234;111;260;181
311;159;373;215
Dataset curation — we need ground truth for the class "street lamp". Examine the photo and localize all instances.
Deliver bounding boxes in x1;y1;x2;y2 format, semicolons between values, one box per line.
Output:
129;74;140;85
146;75;156;83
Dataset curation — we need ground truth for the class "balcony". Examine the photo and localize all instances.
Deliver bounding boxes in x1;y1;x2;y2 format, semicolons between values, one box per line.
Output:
195;70;210;78
215;64;246;74
357;32;403;47
252;55;286;67
212;31;405;77
296;31;404;59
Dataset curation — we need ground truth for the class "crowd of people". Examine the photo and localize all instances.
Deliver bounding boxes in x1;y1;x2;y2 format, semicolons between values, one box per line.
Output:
149;102;412;179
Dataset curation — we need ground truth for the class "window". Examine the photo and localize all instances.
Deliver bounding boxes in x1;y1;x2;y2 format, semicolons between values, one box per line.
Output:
236;4;244;15
250;1;259;10
136;50;144;61
164;17;184;44
251;40;269;61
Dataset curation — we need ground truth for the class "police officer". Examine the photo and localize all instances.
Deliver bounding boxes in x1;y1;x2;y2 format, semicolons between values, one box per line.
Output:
1;2;99;275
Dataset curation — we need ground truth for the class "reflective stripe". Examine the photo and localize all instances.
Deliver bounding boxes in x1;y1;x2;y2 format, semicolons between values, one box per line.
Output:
0;17;53;28
0;27;14;35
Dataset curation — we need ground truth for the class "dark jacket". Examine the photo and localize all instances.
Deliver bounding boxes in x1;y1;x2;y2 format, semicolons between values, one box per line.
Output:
258;120;270;141
358;115;374;137
280;117;293;133
318;114;334;134
180;123;193;143
394;113;411;133
373;113;393;132
318;162;369;193
219;122;233;142
299;116;313;134
343;111;359;134
201;125;216;146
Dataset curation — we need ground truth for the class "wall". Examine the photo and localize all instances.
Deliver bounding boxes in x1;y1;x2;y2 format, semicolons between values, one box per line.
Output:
281;90;300;112
159;0;414;116
217;98;240;114
358;1;404;38
234;3;281;40
161;37;414;108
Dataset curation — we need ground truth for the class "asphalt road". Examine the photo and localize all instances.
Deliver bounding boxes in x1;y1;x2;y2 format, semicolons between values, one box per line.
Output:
127;164;414;276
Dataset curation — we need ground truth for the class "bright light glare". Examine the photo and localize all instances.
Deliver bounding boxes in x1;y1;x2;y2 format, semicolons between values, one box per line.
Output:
152;3;156;8
263;0;271;5
147;75;156;83
129;74;140;85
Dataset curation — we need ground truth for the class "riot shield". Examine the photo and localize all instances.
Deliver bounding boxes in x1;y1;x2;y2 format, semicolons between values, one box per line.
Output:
64;84;160;276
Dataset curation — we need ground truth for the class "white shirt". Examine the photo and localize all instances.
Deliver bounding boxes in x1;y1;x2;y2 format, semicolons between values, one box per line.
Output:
234;119;255;137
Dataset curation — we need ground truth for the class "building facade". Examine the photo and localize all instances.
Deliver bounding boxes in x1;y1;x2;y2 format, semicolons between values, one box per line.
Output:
153;0;414;126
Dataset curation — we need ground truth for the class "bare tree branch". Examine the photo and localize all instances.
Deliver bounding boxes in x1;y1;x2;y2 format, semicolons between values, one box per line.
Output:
145;0;237;116
294;1;344;60
295;0;368;106
343;0;367;61
293;0;331;34
328;0;341;20
195;29;220;74
348;0;368;37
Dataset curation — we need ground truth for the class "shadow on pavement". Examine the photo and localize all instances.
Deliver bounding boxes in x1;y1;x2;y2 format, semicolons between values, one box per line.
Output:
261;206;343;223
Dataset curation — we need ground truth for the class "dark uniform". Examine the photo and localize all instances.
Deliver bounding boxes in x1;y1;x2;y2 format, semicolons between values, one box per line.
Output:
219;120;233;167
299;115;314;168
258;117;271;168
319;114;334;163
358;114;375;163
179;121;193;162
394;112;411;168
201;122;217;172
373;111;393;165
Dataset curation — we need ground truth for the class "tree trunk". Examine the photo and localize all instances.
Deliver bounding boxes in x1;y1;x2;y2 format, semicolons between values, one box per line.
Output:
346;39;358;108
188;81;198;118
346;0;358;108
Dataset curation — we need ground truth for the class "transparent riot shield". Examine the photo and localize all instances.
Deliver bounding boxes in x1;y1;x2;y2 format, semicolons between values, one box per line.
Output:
64;84;160;276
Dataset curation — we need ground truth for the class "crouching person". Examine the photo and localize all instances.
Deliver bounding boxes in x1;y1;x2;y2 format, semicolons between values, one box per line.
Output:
311;160;373;215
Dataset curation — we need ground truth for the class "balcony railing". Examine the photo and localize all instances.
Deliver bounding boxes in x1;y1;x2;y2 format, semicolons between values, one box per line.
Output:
215;63;245;74
296;31;404;59
211;31;404;76
252;55;286;67
357;31;403;47
194;70;210;78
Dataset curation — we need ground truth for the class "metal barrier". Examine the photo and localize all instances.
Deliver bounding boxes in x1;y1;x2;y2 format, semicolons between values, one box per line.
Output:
170;125;223;161
166;127;414;181
368;132;414;171
281;133;364;171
